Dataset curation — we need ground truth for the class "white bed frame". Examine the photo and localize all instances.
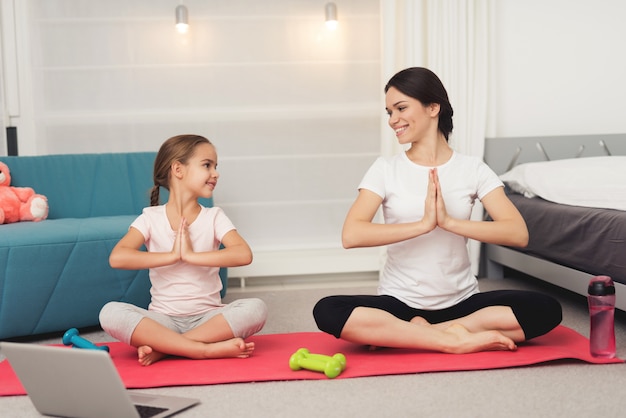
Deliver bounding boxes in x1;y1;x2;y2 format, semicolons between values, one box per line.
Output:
482;133;626;312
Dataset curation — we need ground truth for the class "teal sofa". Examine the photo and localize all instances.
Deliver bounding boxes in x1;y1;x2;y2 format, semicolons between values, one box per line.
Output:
0;152;226;339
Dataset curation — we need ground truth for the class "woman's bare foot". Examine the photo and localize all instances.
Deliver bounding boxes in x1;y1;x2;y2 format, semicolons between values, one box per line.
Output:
410;316;431;326
367;317;431;351
442;323;517;354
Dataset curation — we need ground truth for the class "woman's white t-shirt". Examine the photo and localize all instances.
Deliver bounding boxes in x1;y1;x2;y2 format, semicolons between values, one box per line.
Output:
359;151;503;310
130;205;235;316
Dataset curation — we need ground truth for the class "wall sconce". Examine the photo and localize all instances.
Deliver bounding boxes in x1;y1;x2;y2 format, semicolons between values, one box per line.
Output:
325;2;338;30
175;4;189;33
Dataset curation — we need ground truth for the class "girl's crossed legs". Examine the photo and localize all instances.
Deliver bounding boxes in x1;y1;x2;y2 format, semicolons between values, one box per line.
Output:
99;298;267;365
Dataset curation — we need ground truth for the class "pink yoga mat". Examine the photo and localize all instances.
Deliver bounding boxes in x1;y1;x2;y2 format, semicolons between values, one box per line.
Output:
1;325;622;396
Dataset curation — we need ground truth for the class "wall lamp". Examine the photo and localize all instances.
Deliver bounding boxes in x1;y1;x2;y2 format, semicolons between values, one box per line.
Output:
325;2;338;30
175;4;189;33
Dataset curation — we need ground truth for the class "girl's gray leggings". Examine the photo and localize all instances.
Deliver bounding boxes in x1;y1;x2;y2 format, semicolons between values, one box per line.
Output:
99;298;267;344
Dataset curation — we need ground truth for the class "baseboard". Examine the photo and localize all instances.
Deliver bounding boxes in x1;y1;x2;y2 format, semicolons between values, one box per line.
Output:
226;271;380;292
228;247;382;281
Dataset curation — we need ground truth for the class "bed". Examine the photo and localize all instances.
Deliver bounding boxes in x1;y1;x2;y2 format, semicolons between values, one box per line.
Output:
482;133;626;312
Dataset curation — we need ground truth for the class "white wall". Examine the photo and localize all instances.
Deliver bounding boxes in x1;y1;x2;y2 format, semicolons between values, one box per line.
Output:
0;0;383;278
492;0;626;137
0;0;384;278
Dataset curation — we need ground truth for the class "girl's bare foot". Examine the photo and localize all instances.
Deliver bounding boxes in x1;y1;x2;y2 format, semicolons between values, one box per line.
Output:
137;338;255;366
204;338;255;359
138;345;167;366
442;323;517;354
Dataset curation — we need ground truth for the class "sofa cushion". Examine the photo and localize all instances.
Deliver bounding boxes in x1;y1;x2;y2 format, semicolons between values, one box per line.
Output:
0;216;135;247
0;153;156;219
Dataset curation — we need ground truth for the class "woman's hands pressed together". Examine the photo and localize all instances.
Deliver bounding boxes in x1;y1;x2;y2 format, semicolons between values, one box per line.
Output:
425;168;452;232
421;168;438;232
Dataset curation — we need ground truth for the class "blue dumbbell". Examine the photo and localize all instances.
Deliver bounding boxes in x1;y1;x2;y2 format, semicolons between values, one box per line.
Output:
62;328;109;352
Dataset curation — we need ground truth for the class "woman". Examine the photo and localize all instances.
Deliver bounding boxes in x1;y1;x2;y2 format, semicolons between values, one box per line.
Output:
313;67;562;354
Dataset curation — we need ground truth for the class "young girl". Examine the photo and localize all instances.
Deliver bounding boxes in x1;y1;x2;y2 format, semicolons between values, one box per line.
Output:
99;135;267;366
313;67;562;354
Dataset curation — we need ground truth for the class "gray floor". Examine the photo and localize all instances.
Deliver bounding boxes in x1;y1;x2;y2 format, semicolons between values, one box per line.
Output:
2;273;625;417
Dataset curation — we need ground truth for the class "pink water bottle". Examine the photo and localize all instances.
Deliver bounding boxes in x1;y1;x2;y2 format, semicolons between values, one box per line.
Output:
587;275;616;358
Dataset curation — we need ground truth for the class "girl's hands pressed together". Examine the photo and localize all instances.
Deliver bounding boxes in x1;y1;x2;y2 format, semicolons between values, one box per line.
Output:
171;217;183;262
178;217;195;263
171;217;195;263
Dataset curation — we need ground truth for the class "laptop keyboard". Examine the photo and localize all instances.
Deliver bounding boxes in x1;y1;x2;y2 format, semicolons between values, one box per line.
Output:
135;404;169;418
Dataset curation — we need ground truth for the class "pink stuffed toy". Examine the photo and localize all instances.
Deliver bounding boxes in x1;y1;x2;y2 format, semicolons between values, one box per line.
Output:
0;161;49;224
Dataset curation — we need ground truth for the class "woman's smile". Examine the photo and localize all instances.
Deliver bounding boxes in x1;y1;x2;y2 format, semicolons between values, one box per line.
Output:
394;125;408;137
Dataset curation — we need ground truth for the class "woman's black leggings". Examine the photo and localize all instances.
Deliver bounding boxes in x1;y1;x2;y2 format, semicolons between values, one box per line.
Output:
313;290;562;341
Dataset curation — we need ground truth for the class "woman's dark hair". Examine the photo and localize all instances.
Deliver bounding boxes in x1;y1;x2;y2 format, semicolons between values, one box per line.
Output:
150;134;212;206
384;67;454;141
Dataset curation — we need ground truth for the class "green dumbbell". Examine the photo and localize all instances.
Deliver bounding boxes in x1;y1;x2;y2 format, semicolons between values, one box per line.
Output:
288;348;347;379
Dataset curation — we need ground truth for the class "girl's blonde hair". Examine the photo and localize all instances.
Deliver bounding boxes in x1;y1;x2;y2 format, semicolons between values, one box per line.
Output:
150;134;212;206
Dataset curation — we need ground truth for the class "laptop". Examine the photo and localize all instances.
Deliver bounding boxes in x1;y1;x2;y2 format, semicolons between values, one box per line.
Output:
0;342;200;418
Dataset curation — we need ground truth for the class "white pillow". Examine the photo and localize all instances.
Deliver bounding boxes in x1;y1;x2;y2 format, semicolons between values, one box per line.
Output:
499;156;626;210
